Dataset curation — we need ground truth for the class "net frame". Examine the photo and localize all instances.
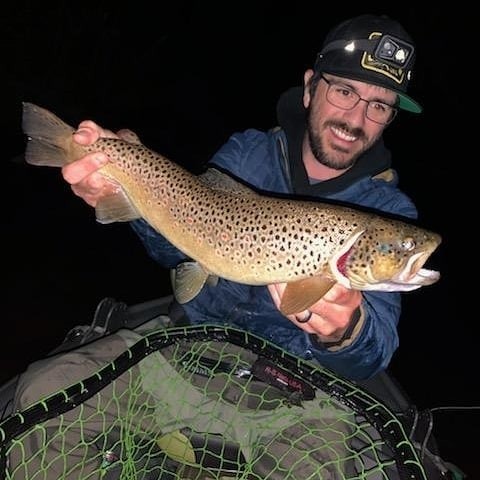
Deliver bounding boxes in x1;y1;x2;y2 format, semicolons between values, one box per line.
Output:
0;325;428;480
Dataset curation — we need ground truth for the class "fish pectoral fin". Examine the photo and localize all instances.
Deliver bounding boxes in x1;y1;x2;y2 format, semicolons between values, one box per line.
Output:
95;190;141;223
279;276;336;316
171;262;210;304
206;275;219;287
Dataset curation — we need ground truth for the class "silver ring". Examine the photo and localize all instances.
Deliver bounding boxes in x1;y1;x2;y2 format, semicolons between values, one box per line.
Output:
296;310;312;323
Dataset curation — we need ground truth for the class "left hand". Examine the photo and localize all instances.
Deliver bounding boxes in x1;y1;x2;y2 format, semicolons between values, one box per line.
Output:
267;282;362;341
63;122;141;208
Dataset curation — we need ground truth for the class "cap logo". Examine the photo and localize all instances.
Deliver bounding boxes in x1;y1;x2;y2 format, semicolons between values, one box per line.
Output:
361;32;407;85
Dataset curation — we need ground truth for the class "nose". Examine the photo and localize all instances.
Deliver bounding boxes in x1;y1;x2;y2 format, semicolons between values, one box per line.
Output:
343;99;369;127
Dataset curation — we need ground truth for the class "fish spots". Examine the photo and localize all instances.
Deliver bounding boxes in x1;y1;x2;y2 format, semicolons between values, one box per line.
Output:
23;104;438;290
194;230;203;245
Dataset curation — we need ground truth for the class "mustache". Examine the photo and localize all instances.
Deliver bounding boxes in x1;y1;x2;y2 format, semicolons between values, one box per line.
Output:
324;120;366;141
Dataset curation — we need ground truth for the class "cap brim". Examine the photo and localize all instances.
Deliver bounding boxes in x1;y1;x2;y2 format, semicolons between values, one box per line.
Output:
397;93;422;113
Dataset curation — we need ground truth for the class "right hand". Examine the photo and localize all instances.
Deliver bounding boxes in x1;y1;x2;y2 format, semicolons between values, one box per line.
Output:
62;121;140;207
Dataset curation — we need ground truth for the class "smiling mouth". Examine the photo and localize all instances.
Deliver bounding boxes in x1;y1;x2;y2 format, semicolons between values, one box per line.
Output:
330;125;358;142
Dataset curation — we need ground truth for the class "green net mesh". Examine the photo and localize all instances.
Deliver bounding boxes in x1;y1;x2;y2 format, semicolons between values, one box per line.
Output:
0;325;427;479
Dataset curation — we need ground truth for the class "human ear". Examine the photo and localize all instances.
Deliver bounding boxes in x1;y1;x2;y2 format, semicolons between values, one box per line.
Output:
303;69;315;108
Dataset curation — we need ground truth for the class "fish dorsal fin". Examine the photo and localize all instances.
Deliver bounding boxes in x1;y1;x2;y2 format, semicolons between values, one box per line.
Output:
95;189;142;223
279;276;336;316
198;168;256;196
171;261;214;304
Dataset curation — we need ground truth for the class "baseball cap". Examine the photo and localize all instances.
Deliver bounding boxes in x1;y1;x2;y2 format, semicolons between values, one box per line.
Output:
314;14;422;113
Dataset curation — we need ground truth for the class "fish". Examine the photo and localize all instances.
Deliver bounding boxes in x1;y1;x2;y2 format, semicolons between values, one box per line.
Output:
21;102;442;315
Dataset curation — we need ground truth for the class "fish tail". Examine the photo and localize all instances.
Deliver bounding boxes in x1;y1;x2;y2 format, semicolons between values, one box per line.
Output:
22;102;76;167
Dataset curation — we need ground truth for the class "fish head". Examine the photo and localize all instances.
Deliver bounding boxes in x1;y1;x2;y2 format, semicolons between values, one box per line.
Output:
329;219;442;292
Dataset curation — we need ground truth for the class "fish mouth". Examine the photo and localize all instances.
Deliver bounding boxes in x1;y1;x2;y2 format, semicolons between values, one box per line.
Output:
388;251;441;288
329;230;441;291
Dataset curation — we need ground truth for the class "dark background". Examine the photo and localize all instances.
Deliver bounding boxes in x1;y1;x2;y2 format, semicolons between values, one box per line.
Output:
2;2;475;476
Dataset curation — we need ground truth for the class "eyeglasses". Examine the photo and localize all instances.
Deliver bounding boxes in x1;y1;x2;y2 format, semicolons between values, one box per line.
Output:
320;75;397;125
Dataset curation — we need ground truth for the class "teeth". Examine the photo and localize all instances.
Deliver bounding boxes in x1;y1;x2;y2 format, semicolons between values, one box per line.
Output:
331;126;356;142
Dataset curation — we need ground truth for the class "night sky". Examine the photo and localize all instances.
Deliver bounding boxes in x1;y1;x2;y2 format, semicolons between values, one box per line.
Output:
2;2;474;476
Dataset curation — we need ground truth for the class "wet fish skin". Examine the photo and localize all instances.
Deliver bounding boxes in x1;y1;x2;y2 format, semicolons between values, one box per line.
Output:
21;102;442;315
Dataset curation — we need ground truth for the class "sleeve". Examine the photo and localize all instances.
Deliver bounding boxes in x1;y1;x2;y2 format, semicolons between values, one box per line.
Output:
307;291;401;380
129;219;186;268
208;129;275;188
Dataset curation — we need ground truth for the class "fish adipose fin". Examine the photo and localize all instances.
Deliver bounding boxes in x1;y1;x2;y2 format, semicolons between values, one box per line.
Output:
171;261;218;304
280;276;336;316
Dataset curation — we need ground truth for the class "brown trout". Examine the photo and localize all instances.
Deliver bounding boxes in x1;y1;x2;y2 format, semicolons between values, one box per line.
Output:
22;102;441;315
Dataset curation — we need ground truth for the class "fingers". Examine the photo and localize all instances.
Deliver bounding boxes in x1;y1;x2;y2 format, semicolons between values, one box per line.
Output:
70;182;103;207
117;128;141;144
301;313;336;335
322;283;362;306
267;284;282;309
62;153;114;207
73;121;119;146
62;153;108;184
267;281;360;337
294;310;313;323
68;171;119;208
62;120;123;208
72;121;101;145
267;283;314;327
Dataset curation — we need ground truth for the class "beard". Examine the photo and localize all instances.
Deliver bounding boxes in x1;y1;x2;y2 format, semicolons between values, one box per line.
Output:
306;111;372;171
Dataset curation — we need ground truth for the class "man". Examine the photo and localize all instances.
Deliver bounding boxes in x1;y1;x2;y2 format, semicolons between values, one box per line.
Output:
10;13;425;479
63;13;421;380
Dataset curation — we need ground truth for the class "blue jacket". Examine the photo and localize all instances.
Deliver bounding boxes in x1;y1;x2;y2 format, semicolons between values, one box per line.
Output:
131;87;417;380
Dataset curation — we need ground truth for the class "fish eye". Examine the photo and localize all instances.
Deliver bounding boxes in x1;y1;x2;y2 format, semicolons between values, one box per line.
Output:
401;237;415;251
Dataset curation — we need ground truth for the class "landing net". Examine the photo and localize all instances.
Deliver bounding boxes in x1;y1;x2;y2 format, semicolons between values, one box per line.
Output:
0;325;426;479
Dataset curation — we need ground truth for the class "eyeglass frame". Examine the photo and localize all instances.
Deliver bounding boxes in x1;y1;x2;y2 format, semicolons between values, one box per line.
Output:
320;74;398;125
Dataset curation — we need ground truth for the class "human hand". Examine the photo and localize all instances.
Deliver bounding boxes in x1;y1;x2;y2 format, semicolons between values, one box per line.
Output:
267;282;363;342
62;121;140;207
